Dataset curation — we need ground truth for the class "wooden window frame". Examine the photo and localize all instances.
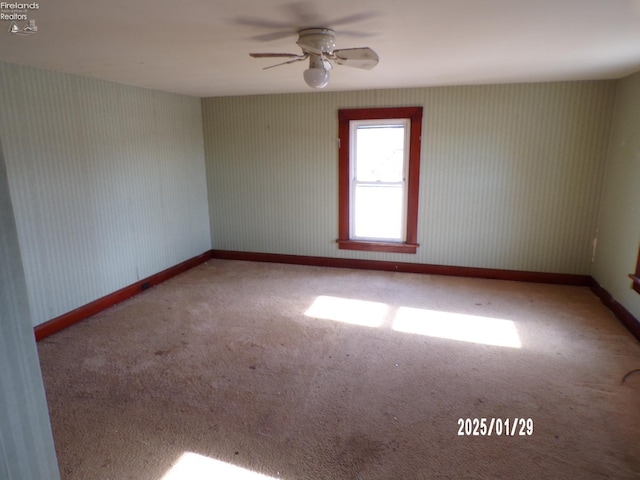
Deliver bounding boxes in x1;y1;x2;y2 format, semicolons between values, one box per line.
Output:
337;107;423;254
630;246;640;294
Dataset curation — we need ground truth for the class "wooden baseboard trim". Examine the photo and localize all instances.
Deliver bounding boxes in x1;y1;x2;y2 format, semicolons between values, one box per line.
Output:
34;251;213;342
35;249;638;343
210;250;591;286
589;277;640;341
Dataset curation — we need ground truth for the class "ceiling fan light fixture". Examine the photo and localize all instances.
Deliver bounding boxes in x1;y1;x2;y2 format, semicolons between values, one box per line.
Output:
303;67;329;88
303;54;330;88
250;27;378;89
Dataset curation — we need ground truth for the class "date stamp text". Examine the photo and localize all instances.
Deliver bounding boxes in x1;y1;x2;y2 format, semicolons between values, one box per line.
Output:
457;418;534;436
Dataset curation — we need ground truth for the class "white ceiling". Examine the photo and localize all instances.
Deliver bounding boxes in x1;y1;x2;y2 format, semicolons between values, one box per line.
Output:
2;0;640;97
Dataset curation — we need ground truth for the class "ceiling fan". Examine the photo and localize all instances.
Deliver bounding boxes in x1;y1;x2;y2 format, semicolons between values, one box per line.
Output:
250;28;379;89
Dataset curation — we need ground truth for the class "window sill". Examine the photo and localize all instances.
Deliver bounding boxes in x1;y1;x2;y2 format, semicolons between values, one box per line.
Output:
630;274;640;294
337;239;418;254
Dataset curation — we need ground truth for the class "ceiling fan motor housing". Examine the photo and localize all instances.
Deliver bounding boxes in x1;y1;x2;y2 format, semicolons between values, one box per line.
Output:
297;28;336;55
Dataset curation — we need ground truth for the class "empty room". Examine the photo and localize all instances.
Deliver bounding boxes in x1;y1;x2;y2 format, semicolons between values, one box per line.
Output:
1;1;640;479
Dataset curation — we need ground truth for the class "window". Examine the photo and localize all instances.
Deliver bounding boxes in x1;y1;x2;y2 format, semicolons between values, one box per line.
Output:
337;107;423;253
631;246;640;294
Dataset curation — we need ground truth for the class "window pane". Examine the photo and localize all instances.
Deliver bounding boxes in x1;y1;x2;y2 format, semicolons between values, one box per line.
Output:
353;184;403;240
355;126;405;182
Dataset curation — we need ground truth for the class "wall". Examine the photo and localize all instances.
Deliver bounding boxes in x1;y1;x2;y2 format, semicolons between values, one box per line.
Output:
202;82;615;274
593;71;640;320
0;140;60;479
0;62;211;327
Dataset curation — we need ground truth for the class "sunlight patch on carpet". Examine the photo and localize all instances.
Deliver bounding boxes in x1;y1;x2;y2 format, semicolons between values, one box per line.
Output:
160;452;279;480
304;295;388;327
392;307;522;348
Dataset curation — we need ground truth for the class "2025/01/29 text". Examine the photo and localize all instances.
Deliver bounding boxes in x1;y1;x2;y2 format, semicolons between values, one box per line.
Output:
457;418;534;436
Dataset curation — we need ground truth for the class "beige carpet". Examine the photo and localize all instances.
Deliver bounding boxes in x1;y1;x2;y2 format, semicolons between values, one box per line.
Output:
38;259;640;480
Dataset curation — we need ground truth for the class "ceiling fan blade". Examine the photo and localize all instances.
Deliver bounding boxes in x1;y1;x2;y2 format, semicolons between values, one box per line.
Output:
332;47;379;70
285;2;378;28
250;53;303;58
249;30;298;42
235;16;293;30
335;30;376;38
326;11;378;27
235;14;299;42
262;55;308;70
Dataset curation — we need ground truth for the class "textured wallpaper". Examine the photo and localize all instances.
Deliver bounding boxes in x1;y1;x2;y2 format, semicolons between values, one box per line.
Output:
593;71;640;320
202;81;615;274
0;140;60;479
0;62;211;326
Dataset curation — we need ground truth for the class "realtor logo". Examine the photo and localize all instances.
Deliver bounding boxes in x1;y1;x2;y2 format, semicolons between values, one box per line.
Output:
1;2;39;35
8;18;36;34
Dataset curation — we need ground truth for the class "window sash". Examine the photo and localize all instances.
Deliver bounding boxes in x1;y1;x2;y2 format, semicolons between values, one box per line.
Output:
352;183;405;241
348;119;410;243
